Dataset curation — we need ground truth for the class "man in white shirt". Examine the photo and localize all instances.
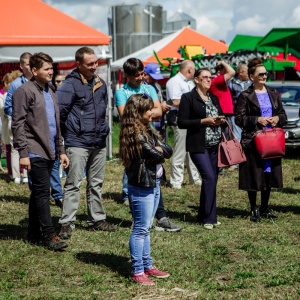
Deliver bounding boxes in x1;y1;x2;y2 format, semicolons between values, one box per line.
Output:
166;60;201;189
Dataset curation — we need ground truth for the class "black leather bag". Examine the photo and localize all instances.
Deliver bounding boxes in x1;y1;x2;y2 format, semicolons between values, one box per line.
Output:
166;110;178;126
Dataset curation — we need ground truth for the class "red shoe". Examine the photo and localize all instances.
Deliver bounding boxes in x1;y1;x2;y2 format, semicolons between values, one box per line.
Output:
145;267;170;278
132;273;155;285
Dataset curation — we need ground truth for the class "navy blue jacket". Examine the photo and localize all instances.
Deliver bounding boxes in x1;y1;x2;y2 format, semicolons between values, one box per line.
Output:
57;69;109;149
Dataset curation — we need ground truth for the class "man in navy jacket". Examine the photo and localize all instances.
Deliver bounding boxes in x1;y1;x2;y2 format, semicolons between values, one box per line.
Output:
57;47;117;239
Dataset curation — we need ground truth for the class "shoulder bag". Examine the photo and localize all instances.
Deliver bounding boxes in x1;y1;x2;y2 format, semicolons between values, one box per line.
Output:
218;121;247;167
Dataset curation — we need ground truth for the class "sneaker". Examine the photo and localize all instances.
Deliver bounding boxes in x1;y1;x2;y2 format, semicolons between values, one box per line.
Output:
213;221;221;228
22;177;29;183
44;234;68;251
14;177;21;184
193;180;202;186
203;224;213;230
171;184;182;189
154;218;182;232
59;223;73;239
123;199;130;206
145;267;170;278
132;273;155;285
89;220;118;232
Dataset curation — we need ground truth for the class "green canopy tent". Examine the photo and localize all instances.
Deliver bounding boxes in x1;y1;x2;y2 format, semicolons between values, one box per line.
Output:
228;34;263;52
257;28;300;59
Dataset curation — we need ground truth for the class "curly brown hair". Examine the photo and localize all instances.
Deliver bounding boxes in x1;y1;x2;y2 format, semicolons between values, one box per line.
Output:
119;93;157;168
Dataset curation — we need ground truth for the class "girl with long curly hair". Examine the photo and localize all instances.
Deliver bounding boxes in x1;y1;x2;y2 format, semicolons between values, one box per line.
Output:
119;93;172;286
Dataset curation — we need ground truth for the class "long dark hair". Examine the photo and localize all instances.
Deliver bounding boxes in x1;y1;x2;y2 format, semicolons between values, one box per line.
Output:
119;93;156;168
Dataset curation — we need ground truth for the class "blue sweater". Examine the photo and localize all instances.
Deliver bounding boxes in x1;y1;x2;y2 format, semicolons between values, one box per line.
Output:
4;74;27;116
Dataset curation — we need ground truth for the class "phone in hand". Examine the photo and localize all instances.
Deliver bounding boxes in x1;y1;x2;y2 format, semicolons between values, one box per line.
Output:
215;115;225;121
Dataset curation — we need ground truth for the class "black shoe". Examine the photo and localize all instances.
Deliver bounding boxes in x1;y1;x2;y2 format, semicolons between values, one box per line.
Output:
89;220;118;232
27;233;43;245
58;223;73;240
250;206;261;222
55;199;63;208
260;208;278;219
44;233;68;251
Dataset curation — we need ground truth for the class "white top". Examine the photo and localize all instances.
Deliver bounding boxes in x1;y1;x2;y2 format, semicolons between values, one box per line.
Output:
166;72;195;111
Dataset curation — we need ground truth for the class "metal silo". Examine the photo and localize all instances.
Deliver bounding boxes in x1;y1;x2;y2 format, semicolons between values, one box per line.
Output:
111;3;163;60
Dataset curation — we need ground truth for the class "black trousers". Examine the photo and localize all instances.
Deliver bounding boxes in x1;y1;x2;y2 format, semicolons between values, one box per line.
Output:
28;157;55;239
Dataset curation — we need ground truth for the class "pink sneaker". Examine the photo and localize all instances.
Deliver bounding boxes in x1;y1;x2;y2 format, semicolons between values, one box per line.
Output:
145;267;170;278
132;273;155;285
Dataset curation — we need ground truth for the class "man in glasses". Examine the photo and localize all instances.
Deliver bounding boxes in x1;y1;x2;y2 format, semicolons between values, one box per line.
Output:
57;46;117;240
115;58;182;232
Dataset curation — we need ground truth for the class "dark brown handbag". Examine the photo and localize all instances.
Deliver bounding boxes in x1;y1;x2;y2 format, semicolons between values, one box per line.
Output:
218;121;247;167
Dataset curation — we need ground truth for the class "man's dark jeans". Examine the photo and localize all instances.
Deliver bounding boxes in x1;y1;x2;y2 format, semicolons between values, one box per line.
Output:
28;157;55;239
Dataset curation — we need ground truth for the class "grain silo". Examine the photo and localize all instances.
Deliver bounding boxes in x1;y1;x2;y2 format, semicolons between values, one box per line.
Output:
110;3;163;60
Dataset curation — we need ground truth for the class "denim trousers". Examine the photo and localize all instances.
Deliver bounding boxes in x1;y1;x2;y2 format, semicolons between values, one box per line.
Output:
59;147;107;227
190;146;218;225
28;157;55;238
128;179;160;274
123;170;166;219
50;159;63;200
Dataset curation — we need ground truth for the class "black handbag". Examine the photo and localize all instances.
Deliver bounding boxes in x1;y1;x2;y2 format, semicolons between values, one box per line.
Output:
166;110;178;126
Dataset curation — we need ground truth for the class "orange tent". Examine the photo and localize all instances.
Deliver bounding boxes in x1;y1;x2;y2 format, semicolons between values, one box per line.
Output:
112;27;228;70
0;0;111;62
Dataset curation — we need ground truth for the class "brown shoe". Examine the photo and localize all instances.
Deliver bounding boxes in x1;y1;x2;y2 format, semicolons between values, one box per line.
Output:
89;220;118;232
44;234;68;251
58;223;72;240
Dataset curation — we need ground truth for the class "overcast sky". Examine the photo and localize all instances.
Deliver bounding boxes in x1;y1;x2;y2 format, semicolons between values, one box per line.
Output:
43;0;300;44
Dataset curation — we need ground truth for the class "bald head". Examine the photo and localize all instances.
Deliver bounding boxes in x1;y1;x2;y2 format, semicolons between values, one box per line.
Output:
237;63;249;81
179;60;195;80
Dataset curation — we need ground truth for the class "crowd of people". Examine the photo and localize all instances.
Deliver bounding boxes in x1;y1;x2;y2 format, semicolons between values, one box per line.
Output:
0;48;287;286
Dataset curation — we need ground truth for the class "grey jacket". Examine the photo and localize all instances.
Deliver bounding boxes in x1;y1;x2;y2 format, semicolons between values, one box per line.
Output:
12;79;65;160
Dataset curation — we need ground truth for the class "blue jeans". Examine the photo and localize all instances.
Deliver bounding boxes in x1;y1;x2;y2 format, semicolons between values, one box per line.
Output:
50;159;63;200
190;146;218;225
128;179;160;274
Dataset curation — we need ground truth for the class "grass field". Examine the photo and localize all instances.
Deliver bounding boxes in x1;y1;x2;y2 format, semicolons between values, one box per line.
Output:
0;124;300;299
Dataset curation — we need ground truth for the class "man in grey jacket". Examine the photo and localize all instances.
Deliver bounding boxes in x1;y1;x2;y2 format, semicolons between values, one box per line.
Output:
12;52;69;251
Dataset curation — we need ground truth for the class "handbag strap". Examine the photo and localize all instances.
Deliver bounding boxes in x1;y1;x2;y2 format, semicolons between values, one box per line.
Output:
221;120;238;141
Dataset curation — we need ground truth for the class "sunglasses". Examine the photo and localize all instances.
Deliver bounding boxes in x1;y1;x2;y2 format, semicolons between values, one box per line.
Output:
201;76;213;80
257;72;268;77
55;80;63;83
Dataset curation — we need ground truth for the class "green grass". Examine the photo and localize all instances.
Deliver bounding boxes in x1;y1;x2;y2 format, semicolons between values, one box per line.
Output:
0;125;300;299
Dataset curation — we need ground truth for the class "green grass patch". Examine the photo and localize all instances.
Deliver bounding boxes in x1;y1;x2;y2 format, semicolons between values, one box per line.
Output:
0;124;300;299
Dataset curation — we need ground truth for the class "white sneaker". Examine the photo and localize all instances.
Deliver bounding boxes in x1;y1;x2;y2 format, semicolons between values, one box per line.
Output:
14;178;21;184
171;184;182;190
194;180;202;186
22;177;28;184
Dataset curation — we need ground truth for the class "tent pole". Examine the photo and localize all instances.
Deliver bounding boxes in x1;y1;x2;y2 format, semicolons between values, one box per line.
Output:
107;57;113;160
